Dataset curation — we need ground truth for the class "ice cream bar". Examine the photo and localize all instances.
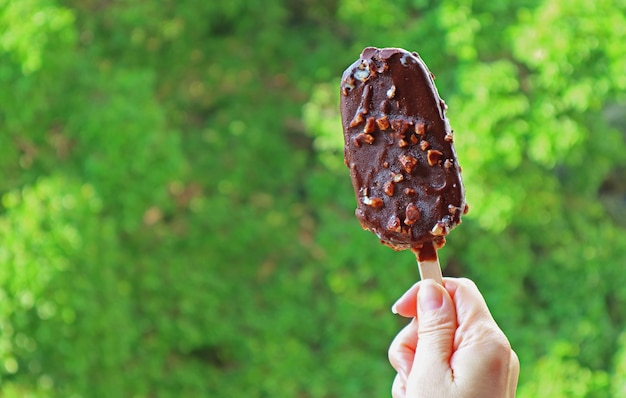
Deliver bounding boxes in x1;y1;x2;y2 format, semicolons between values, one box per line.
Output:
340;47;467;266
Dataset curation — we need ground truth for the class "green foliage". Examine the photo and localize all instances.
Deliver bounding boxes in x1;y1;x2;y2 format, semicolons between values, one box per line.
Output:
0;176;129;396
1;0;626;397
0;0;76;74
517;341;611;398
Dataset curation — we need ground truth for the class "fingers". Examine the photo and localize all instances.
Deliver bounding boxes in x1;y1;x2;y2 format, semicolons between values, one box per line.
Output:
391;370;407;398
411;280;457;384
449;278;506;356
389;277;520;397
391;281;420;316
449;278;495;332
447;279;520;394
389;322;413;398
388;318;418;376
507;350;520;397
389;278;464;381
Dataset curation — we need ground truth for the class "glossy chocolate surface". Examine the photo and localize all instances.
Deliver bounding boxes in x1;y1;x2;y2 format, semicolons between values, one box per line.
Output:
340;47;466;251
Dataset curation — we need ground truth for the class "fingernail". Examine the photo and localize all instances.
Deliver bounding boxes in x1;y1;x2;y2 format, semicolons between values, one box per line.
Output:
391;302;399;314
418;280;444;312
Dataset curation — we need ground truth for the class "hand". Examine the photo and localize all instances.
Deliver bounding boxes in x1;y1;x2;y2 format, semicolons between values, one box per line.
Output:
388;278;519;397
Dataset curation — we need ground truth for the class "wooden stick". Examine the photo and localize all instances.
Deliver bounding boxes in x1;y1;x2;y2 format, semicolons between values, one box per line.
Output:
417;257;443;285
412;241;443;285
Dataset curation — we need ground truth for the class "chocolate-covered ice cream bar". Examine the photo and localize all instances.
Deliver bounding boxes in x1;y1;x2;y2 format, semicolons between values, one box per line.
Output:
340;47;467;261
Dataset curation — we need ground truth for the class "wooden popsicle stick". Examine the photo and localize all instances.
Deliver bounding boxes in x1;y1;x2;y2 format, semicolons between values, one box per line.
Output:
412;241;443;285
417;258;443;285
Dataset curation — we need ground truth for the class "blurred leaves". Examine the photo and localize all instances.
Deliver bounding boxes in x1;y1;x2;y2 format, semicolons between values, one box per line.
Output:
0;0;76;73
517;340;612;398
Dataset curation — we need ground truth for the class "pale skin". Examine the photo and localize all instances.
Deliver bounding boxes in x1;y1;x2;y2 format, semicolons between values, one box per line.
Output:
388;278;520;398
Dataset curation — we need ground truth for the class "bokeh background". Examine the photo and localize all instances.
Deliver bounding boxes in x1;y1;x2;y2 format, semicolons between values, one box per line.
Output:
1;0;626;397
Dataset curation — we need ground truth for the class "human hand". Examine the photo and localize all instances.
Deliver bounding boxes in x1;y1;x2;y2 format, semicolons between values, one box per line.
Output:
388;278;519;397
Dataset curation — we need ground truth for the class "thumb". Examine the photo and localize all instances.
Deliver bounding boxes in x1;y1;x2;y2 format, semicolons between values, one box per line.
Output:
412;280;457;381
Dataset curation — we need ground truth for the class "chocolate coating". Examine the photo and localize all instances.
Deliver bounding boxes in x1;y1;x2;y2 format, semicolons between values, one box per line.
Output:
340;47;466;252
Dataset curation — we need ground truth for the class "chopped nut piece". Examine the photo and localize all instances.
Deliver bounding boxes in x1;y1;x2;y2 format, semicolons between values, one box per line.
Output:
448;204;457;214
430;221;447;236
398;139;408;148
362;196;383;208
386;215;402;232
427;149;443;166
404;203;420;225
433;236;446;249
415;122;425;135
354;70;369;81
391;119;409;135
403;187;416;195
444;159;453;169
371;197;383;207
386;85;396;99
392;172;404;183
444;131;454;142
354;61;370;81
383;161;389;168
341;76;356;96
349;112;365;128
364;117;376;133
357;133;375;144
410;134;419;144
463;203;470;215
399;154;418;174
376;115;390;130
420;140;430;151
383;181;395;196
